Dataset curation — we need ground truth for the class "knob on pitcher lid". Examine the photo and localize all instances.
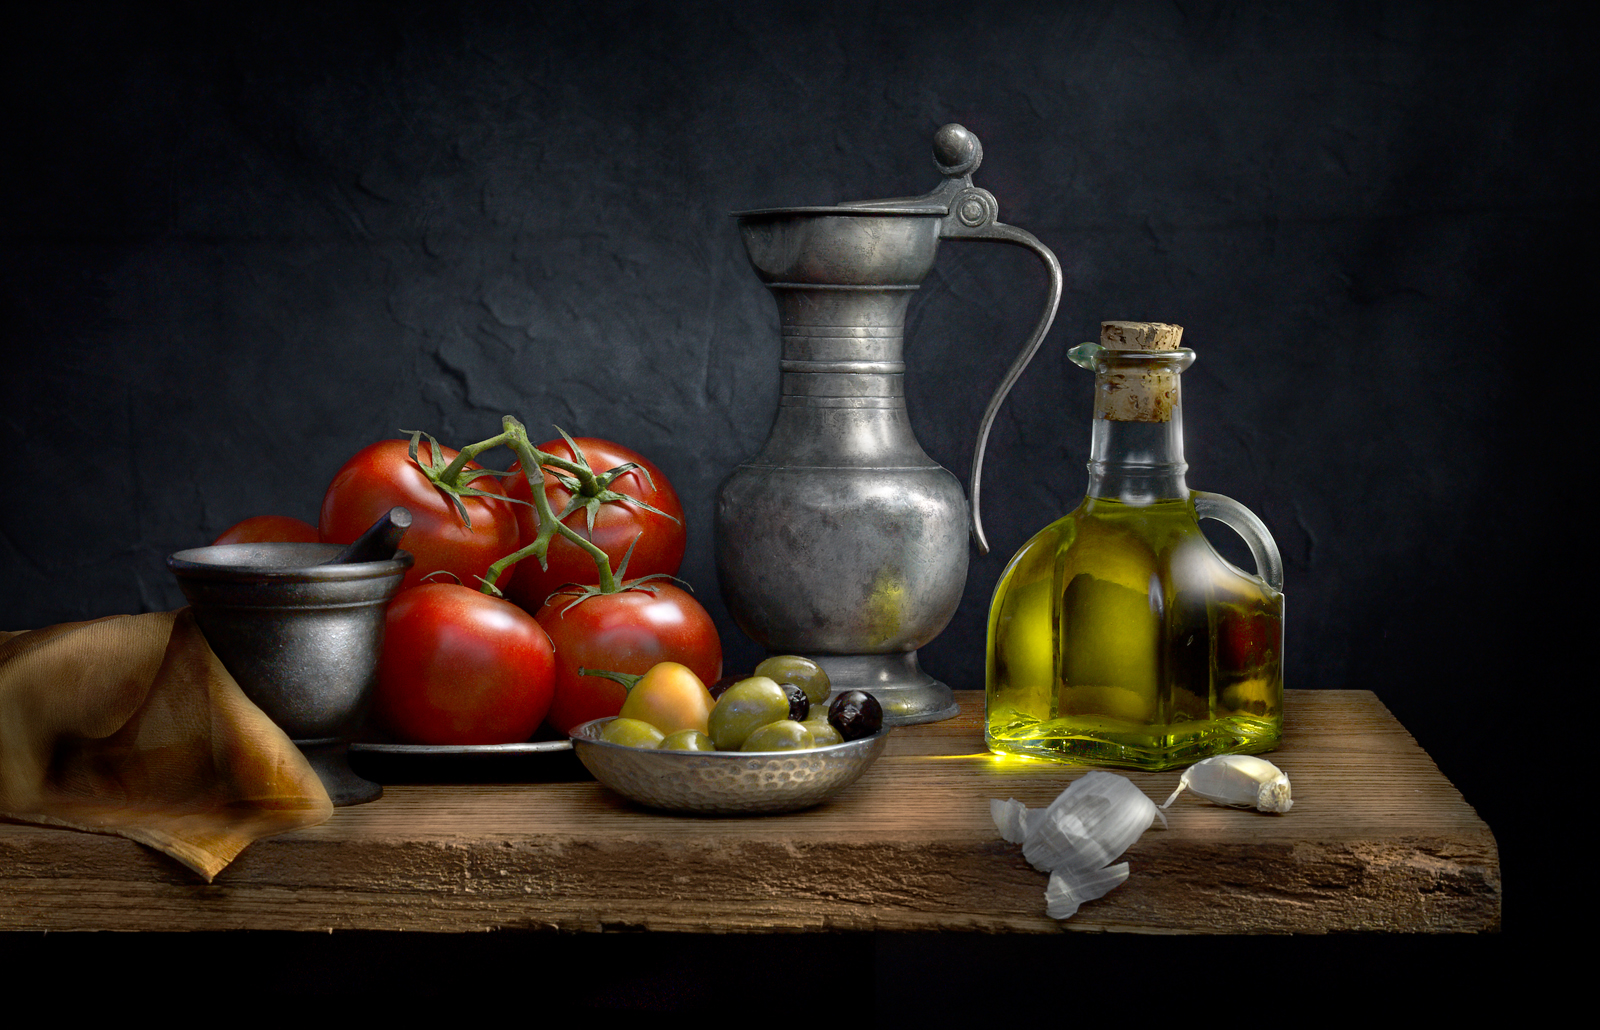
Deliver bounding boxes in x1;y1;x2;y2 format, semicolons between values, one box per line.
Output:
932;124;983;177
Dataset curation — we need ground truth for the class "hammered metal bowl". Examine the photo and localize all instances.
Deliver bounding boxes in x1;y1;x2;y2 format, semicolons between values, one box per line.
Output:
571;718;890;815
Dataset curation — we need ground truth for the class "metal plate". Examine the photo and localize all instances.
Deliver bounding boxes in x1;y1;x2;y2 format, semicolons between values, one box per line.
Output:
349;739;572;756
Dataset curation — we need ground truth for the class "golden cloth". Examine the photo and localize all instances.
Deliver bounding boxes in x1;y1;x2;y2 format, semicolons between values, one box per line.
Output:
1;609;333;881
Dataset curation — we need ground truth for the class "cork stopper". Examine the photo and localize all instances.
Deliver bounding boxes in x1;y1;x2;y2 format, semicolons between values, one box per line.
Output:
1100;321;1183;351
1094;321;1185;423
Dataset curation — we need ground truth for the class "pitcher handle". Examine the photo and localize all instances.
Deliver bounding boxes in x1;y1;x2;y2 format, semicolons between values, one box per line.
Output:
1192;491;1285;592
849;122;1064;554
944;210;1062;554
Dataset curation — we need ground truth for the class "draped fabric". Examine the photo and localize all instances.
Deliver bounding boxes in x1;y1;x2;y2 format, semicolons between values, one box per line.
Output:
0;609;333;881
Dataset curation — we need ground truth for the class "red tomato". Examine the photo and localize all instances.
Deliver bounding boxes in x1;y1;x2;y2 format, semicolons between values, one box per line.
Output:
373;583;556;745
502;438;686;612
212;515;319;546
319;438;520;594
536;582;721;735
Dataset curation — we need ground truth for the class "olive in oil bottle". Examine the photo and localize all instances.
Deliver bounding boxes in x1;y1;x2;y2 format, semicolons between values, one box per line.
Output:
985;322;1284;771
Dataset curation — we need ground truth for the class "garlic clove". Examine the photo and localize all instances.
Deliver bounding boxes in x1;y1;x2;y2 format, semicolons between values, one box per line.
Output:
1045;862;1129;920
1022;770;1166;874
1160;754;1293;813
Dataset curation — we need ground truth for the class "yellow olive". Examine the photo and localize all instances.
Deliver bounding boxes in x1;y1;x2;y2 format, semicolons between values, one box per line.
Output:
599;717;665;749
754;655;832;707
707;676;790;750
658;729;716;752
740;720;814;752
800;718;843;747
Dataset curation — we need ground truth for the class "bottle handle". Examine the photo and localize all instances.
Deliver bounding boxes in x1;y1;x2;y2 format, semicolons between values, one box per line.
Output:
945;215;1062;556
1192;491;1284;592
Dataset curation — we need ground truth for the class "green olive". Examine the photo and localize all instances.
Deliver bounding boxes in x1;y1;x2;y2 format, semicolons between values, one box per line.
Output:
599;717;665;749
707;676;790;751
658;729;716;752
800;718;843;748
740;719;815;752
754;655;832;707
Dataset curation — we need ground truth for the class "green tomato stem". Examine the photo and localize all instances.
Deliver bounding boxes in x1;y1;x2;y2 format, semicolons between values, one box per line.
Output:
478;416;619;596
435;429;513;486
578;667;642;693
437;426;598;495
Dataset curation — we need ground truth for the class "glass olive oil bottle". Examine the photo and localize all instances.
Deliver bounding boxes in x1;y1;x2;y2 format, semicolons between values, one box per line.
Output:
985;322;1283;771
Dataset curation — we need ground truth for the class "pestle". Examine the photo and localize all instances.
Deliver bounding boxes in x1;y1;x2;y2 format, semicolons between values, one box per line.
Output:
324;507;412;565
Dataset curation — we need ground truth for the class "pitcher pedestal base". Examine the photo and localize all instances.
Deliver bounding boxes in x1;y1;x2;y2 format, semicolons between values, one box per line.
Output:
805;651;958;726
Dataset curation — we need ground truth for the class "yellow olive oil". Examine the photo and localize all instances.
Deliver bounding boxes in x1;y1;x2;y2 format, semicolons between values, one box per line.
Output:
985;496;1283;771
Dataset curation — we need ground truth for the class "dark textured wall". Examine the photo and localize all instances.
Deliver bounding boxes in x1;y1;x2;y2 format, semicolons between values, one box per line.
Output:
4;1;1581;940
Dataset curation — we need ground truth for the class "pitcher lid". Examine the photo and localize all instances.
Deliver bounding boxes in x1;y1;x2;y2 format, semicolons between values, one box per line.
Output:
732;204;943;218
735;123;987;220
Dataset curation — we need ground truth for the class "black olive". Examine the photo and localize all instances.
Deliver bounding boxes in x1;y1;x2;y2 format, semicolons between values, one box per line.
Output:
828;690;883;741
708;673;745;701
784;683;810;722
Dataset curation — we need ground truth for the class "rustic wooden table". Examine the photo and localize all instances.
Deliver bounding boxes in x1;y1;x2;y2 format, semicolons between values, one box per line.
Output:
0;689;1499;935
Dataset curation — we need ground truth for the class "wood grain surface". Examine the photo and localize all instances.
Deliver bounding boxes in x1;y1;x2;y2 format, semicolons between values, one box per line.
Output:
0;690;1500;934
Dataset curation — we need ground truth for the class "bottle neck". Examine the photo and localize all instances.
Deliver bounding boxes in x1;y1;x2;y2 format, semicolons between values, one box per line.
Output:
1072;345;1195;505
1087;407;1189;502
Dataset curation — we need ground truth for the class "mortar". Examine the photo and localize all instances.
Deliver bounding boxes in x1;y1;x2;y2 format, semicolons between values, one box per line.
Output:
167;541;412;805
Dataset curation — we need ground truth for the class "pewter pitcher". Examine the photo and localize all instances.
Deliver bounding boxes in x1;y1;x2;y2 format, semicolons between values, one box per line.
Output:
715;124;1062;724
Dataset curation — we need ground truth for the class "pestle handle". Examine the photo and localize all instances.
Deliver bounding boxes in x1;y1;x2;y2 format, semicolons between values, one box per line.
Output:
324;507;412;565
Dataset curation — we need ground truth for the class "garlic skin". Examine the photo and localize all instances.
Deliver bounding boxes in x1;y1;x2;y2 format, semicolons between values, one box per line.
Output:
1046;862;1129;920
991;798;1027;843
1161;755;1293;813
